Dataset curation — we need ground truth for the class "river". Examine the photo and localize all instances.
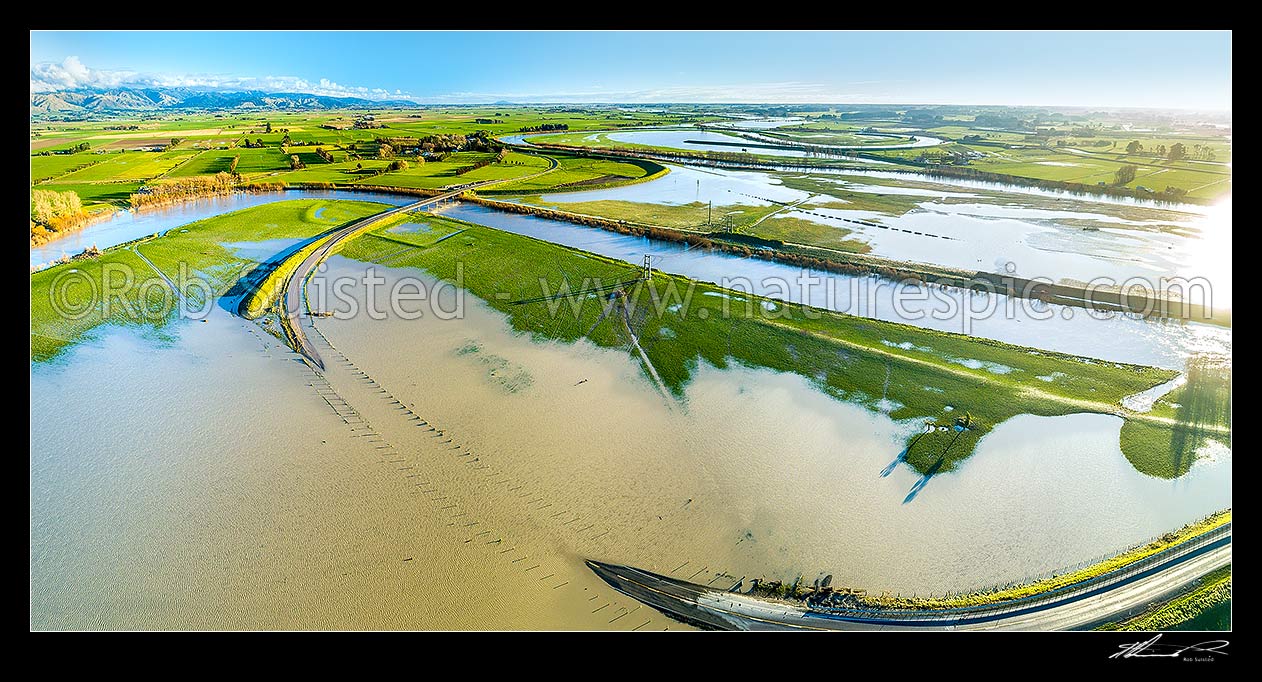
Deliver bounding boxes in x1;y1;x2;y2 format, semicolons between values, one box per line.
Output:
520;163;1233;311
31;184;1231;369
30;252;1232;627
503;125;946;157
29;174;1232;628
432;201;1229;370
29;86;1234;628
30;189;416;269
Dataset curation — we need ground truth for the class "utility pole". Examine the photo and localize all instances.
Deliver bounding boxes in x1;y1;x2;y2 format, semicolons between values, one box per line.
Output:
708;200;712;227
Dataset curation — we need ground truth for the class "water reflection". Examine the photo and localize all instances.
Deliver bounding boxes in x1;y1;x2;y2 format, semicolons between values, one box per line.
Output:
31;189;414;268
433;202;1230;370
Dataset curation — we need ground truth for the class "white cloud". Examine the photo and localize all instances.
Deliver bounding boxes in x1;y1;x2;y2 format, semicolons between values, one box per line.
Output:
30;56;415;101
31;57;897;105
31;56;136;92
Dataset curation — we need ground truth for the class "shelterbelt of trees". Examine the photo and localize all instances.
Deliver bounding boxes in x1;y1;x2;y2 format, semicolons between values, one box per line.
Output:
372;131;502;155
129;172;238;208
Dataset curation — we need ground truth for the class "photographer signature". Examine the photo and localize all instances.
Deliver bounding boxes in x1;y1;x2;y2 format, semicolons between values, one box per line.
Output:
1111;634;1229;660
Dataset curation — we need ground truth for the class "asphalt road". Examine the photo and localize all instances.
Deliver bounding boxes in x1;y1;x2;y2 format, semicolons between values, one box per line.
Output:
278;154;558;370
281;194;440;370
589;523;1230;631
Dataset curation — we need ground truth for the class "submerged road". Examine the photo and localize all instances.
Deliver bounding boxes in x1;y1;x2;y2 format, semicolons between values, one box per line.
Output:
279;155;558;371
589;523;1230;630
281;193;442;370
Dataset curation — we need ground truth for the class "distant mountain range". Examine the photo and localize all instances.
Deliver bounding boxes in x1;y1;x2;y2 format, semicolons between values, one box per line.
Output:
30;87;417;115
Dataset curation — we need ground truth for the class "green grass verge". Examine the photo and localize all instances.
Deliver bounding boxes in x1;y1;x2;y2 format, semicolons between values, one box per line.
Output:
858;510;1229;610
1098;564;1231;631
238;203;403;319
238;232;334;320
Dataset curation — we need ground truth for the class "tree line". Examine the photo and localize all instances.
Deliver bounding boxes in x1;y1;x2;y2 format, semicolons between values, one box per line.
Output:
463;195;966;289
452;155;497;176
1124;140;1212;161
130;172;237;208
35;141;91;156
518;123;569;132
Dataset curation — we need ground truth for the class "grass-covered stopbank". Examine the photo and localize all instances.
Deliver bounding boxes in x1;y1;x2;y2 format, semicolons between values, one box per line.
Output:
1098;563;1231;631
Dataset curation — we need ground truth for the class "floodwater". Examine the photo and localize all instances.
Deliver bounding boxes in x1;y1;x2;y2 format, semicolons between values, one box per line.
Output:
1121;374;1189;413
32;183;1233;368
530;164;1233;309
30;184;1232;628
712;117;804;130
29;305;680;630
534;163;809;206
825;167;1221;214
601;128;944;156
387;221;437;235
31;190;415;269
433;202;1230;370
731;128;947;150
221;237;304;261
608;129;821;158
296;259;1245;603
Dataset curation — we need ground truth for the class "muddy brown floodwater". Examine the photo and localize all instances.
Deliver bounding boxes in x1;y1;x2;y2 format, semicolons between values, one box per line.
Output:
29;304;677;629
308;258;1231;599
28;253;1231;630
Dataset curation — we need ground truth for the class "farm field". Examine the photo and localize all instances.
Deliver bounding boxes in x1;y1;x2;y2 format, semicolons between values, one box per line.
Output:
166;147;292;177
955;145;1232;199
28;30;1233;636
54;150;198;182
33;191;1220;479
41;104;1232;216
31;153;106;182
354;151;550;188
30;199;391;361
36;181;143;208
335;209;1195;476
485;156;664;194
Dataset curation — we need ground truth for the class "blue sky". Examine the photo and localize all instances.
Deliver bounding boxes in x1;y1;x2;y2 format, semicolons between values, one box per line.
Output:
30;31;1232;110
